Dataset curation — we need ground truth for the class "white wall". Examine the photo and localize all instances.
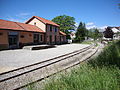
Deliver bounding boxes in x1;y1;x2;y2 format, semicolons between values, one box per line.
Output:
28;18;46;32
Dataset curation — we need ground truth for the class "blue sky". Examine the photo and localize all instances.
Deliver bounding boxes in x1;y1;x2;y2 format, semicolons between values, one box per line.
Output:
0;0;120;29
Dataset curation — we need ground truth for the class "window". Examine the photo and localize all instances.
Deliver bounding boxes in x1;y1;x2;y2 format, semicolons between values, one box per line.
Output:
50;25;52;32
55;27;57;32
50;35;52;43
20;35;24;38
55;35;57;43
0;33;3;35
29;34;32;37
40;35;42;41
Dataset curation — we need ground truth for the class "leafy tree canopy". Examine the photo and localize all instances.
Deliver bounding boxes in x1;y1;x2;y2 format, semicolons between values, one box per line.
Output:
88;28;102;40
75;22;87;42
104;27;114;38
52;15;76;35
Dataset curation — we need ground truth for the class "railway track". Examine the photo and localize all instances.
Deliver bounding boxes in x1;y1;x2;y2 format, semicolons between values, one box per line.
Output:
0;44;98;90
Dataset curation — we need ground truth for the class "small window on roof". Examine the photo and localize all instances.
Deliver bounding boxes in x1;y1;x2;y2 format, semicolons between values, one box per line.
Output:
34;22;36;25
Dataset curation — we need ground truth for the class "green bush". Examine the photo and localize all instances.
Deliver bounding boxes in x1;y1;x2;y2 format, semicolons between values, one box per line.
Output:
89;40;120;68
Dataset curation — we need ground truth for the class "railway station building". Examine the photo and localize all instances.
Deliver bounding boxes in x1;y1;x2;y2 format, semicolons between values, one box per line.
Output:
0;16;66;50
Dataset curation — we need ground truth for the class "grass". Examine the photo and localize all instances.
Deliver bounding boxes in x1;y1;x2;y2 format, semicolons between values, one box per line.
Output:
78;40;98;47
89;40;120;68
44;65;120;90
80;40;94;44
28;40;120;90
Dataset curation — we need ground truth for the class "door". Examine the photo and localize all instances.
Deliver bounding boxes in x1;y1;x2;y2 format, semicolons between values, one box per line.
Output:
60;36;62;44
8;32;19;48
34;34;39;44
49;35;52;44
55;35;57;44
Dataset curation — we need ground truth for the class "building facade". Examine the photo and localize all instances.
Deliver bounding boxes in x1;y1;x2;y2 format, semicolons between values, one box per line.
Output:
0;16;66;50
25;16;66;44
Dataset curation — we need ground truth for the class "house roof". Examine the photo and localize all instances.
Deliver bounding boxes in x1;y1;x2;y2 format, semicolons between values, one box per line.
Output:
111;28;120;33
106;26;120;33
60;31;66;35
25;16;59;27
115;27;120;30
107;26;120;30
0;19;44;33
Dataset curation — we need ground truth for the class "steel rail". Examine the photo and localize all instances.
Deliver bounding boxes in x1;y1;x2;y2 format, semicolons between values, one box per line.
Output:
0;45;92;76
0;45;92;83
14;46;99;90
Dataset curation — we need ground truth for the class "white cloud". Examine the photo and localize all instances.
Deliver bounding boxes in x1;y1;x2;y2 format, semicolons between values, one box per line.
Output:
98;26;108;32
6;16;24;22
99;26;108;29
86;22;108;32
19;13;30;16
6;12;35;23
16;13;31;18
86;25;97;29
86;22;94;26
86;22;97;29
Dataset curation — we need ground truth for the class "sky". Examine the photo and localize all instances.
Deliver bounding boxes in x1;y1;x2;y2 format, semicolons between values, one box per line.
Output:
0;0;120;30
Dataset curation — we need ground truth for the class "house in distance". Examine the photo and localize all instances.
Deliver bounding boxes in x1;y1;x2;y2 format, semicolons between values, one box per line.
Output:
103;26;120;40
0;16;66;50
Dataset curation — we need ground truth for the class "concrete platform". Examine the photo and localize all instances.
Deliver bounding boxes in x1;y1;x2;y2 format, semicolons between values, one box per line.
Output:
23;45;56;50
0;44;89;73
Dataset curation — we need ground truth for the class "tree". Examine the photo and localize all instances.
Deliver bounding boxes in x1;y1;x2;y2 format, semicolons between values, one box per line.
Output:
103;27;114;38
52;15;76;36
75;22;87;42
93;28;99;40
88;29;94;38
87;28;101;40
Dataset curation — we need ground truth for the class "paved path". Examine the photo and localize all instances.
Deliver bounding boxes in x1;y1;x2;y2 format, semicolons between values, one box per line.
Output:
0;44;89;73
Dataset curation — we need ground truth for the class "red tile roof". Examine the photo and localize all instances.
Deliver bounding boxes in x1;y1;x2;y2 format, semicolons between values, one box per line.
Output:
0;19;23;30
25;16;59;27
0;19;44;33
60;31;66;35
